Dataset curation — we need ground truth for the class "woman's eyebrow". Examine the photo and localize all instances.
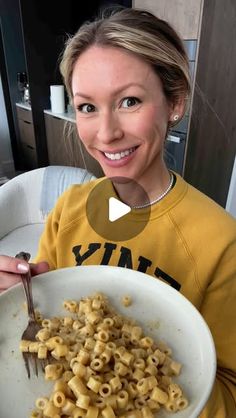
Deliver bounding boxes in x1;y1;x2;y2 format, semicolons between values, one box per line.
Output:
73;83;145;99
74;92;93;100
113;82;145;95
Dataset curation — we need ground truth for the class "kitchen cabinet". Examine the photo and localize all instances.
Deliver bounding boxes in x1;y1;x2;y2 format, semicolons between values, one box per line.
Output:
133;1;200;176
184;0;236;207
44;113;104;178
16;105;37;169
133;0;236;208
1;0;131;172
133;0;203;39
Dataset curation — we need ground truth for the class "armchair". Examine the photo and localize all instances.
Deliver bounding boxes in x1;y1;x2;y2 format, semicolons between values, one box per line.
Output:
0;166;96;258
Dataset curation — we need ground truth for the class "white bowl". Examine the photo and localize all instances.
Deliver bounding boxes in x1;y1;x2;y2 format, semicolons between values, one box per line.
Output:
0;265;216;418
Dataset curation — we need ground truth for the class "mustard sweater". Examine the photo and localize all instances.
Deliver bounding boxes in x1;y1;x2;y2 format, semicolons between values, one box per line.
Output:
35;173;236;417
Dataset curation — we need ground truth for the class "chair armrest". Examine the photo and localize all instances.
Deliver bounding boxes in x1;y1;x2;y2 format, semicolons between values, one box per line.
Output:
0;181;28;239
0;169;45;239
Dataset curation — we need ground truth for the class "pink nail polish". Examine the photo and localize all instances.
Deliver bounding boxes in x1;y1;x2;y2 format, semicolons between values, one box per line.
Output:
17;263;29;272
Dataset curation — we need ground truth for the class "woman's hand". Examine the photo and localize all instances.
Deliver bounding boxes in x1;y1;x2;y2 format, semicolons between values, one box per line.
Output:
0;255;49;293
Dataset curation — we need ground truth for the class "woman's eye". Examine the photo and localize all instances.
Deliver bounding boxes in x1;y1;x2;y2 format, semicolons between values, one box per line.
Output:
121;97;141;108
77;103;95;113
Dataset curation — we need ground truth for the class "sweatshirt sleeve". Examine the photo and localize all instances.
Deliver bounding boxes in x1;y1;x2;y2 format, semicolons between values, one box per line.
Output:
33;191;67;270
199;238;236;417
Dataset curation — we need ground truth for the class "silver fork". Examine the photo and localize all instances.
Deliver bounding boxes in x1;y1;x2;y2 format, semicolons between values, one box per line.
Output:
16;251;43;378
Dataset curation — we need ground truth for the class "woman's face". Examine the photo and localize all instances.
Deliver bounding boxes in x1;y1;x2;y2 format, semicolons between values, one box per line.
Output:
72;45;181;183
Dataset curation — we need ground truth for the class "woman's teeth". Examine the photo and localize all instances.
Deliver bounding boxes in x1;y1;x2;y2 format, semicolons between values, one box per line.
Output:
104;147;136;160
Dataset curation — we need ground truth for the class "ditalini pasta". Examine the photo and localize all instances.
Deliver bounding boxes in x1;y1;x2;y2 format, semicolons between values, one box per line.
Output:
20;292;189;417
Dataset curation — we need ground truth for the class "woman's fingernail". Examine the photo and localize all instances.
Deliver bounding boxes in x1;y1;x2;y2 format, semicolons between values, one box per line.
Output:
17;263;29;272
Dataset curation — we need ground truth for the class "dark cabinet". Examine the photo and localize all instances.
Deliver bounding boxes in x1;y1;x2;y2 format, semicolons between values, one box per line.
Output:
44;113;104;178
16;106;37;169
184;0;236;207
1;0;132;172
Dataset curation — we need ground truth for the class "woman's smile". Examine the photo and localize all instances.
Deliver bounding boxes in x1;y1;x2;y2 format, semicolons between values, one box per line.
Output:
103;146;138;161
99;146;139;168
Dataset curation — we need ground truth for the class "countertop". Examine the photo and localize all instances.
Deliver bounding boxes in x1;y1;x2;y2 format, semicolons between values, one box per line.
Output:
16;103;76;123
16;102;31;110
44;109;76;123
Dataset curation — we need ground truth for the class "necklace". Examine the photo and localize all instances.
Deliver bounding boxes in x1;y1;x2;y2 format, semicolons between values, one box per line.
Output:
132;172;174;209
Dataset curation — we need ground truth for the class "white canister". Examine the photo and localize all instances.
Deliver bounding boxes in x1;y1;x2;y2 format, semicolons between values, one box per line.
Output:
50;85;65;113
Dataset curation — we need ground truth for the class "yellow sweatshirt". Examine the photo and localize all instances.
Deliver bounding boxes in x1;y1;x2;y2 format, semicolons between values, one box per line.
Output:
35;173;236;417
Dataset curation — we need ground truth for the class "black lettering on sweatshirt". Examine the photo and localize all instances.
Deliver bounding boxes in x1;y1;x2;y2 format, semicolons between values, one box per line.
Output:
154;267;181;291
71;242;181;290
100;243;117;265
137;256;152;273
72;243;101;265
118;246;133;269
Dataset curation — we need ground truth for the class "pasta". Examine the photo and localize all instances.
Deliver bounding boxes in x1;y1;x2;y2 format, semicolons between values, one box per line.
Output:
21;293;189;417
121;296;132;307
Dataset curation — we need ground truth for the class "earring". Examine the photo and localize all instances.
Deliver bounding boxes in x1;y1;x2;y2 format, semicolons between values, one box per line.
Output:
173;114;179;121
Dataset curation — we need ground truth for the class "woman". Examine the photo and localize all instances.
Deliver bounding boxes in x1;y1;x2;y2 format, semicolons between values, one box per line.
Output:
0;7;235;417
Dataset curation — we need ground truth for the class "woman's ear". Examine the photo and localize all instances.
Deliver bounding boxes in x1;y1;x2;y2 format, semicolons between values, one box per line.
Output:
169;96;187;125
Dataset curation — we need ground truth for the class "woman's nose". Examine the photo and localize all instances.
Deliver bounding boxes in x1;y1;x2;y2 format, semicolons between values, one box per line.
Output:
96;112;123;144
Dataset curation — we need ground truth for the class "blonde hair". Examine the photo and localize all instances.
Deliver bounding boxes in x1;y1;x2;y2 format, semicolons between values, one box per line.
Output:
60;7;190;112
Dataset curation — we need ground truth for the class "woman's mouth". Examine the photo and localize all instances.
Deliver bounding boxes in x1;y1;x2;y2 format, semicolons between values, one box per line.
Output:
103;147;137;161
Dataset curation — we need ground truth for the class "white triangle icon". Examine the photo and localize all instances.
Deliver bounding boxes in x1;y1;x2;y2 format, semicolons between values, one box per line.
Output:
109;197;131;222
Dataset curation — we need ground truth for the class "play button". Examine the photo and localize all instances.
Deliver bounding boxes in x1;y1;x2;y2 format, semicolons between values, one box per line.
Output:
109;197;131;222
86;177;151;241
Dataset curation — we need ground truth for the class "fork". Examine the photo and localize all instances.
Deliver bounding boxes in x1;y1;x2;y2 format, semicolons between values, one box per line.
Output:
16;251;43;378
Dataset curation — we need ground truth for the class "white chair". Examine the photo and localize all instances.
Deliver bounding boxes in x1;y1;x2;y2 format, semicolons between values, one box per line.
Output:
0;166;96;258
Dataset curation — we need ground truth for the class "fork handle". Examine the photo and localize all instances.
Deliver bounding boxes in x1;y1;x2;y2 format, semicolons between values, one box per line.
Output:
15;252;36;321
21;273;36;321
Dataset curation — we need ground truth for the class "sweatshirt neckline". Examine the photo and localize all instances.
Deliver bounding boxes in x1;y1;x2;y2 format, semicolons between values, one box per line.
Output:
100;172;188;221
